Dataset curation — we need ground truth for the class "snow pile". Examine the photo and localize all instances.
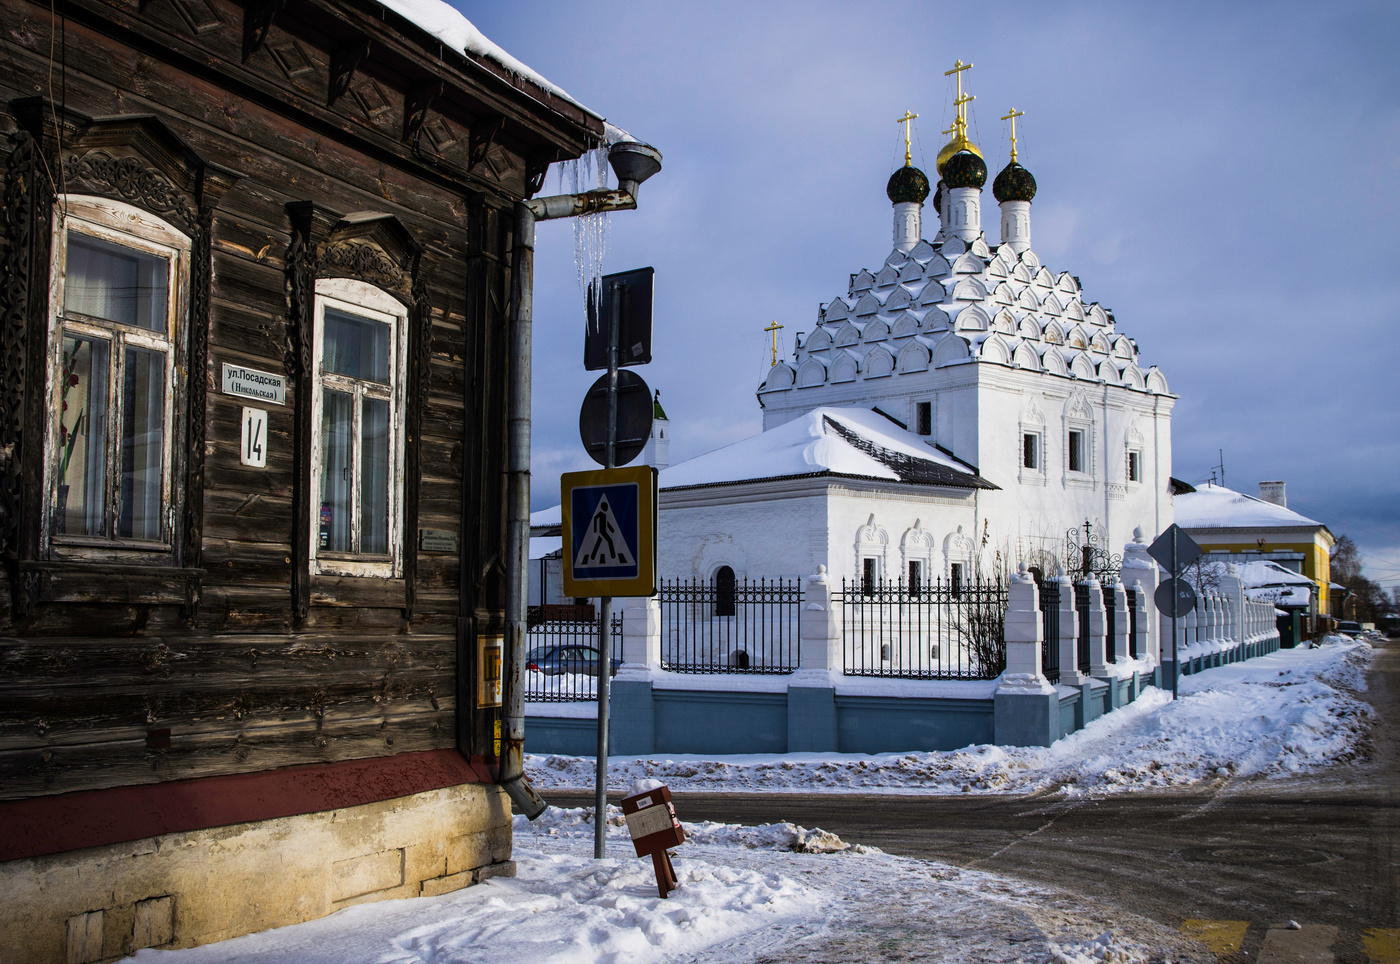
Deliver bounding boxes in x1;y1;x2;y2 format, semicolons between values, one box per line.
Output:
528;637;1374;796
1043;931;1150;963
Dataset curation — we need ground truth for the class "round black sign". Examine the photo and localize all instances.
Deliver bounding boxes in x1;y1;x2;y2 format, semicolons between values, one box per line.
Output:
578;369;653;467
1154;577;1198;618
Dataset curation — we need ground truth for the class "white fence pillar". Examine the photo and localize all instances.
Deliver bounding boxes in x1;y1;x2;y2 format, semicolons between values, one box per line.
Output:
1085;577;1109;677
1110;579;1130;666
1058;568;1084;685
799;566;841;673
621;596;662;669
1122;527;1160;663
1001;563;1044;681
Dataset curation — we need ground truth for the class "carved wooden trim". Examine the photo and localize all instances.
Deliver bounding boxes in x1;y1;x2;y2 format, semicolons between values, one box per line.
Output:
284;202;329;620
317;238;408;300
242;0;286;62
468;116;504;172
403;80;442;148
0;131;41;567
182;199;215;610
524;152;552;196
328;39;370;108
61;151;199;233
402;252;434;618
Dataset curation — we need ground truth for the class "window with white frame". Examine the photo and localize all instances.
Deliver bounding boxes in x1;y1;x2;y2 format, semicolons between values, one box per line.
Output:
310;279;408;577
1068;429;1085;472
1022;433;1039;469
47;197;187;550
1127;448;1142;484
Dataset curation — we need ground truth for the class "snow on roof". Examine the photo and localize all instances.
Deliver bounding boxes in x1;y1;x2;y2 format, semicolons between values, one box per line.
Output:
376;0;599;119
658;407;995;491
1175;482;1322;530
530;504;561;527
1235;560;1314;589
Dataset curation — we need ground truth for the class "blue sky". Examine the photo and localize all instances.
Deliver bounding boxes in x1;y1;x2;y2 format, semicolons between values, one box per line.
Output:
461;0;1400;592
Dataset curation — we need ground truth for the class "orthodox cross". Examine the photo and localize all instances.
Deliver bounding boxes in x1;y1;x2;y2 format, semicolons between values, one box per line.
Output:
944;59;974;134
764;320;784;367
896;110;918;166
1001;108;1025;162
953;91;976;136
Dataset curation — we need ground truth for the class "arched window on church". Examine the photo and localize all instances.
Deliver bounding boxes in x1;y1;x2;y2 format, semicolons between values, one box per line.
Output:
714;565;736;617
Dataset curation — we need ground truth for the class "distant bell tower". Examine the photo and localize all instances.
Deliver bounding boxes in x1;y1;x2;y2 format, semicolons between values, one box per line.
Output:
642;389;670;471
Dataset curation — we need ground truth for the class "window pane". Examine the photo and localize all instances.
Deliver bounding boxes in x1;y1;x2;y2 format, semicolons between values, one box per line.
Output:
1023;433;1037;469
320;390;353;552
55;335;109;536
118;347;166;540
360;397;390;555
324;308;390;382
1069;430;1084;472
65;234;168;332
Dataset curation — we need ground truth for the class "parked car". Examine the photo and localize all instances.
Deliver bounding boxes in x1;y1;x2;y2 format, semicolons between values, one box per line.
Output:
525;644;621;677
1336;620;1363;637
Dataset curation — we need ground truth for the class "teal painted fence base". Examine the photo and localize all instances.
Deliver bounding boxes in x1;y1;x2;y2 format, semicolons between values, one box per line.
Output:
524;637;1280;757
529;671;1143;757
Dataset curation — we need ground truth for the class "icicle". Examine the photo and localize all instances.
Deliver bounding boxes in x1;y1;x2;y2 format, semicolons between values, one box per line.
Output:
556;146;612;331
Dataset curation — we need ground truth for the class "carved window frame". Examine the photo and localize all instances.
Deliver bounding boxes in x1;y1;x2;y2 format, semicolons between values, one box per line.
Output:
43;196;189;563
1;103;240;616
308;278;409;579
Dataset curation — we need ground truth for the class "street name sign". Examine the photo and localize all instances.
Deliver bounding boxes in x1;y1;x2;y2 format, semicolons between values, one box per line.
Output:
561;465;657;597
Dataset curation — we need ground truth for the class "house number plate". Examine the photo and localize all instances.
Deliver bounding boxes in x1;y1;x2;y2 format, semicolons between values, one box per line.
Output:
241;407;268;468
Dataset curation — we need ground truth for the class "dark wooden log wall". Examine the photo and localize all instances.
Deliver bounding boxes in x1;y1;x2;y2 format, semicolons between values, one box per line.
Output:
0;0;595;800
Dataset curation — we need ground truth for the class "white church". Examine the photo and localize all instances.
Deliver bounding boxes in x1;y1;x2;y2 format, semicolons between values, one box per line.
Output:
537;67;1176;596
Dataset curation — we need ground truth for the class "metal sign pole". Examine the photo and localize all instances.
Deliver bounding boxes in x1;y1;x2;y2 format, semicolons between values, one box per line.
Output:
1171;528;1179;701
594;281;620;860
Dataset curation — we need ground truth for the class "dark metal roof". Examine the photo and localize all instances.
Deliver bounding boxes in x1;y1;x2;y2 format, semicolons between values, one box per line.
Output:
822;417;998;489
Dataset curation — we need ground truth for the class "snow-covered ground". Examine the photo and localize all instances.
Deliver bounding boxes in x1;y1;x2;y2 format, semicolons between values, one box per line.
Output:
529;636;1375;795
120;636;1373;964
123;805;1202;964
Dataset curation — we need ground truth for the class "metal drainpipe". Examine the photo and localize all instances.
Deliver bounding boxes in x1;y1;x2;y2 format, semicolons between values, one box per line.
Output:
498;149;657;819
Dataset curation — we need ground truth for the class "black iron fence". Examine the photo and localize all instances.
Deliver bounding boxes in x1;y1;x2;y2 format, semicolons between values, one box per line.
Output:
1075;581;1092;675
659;577;802;674
841;576;1008;680
1125;586;1139;658
1040;577;1061;684
523;613;623;702
1105;582;1118;663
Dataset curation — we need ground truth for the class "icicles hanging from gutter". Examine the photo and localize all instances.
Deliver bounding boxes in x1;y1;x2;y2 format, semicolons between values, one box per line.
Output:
555;146;612;330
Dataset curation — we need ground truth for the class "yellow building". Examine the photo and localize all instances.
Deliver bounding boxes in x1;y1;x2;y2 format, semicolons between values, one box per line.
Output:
1174;481;1334;621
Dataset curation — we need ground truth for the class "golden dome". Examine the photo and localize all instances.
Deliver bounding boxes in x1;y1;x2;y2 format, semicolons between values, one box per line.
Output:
936;128;984;174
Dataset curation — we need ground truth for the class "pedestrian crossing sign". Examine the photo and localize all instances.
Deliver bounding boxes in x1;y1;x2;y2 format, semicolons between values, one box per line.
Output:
561;465;658;597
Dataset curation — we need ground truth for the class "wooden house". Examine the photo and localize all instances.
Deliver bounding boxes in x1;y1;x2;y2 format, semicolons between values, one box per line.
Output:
0;0;612;958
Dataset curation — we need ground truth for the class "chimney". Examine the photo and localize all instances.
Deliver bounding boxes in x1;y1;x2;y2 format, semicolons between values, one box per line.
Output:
1259;481;1286;507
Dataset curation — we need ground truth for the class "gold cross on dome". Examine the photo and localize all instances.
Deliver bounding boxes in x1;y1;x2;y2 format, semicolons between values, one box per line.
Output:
945;60;975;136
1001;108;1025;162
764;320;784;367
896;110;919;166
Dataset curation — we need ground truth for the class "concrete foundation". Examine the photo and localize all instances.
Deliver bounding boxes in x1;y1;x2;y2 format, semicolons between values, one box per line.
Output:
0;782;513;964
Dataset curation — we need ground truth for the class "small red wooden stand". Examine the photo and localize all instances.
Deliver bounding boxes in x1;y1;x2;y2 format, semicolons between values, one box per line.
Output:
620;784;685;898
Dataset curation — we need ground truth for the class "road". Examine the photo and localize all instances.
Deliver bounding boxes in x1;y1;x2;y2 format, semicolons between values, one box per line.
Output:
550;638;1400;961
